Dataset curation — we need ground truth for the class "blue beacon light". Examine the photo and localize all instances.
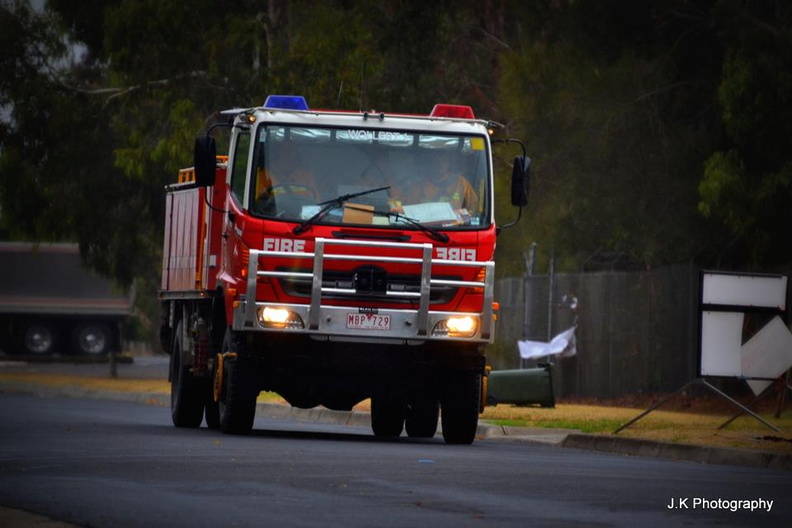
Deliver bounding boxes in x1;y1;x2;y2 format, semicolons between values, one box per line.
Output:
263;95;309;111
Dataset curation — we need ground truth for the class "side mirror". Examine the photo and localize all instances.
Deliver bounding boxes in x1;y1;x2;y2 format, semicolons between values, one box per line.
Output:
510;155;531;207
194;135;217;187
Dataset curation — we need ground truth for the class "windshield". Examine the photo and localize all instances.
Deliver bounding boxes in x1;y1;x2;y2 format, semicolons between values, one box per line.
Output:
248;124;490;229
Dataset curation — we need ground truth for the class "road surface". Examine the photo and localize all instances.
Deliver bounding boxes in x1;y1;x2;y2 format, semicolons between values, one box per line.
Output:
0;393;790;527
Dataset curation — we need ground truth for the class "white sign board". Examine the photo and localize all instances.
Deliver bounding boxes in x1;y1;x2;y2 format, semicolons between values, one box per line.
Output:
700;311;744;377
699;271;790;382
702;273;786;309
741;316;792;395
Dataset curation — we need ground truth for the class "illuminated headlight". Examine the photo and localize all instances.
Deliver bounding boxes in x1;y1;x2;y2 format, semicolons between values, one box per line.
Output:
257;307;304;329
432;316;478;338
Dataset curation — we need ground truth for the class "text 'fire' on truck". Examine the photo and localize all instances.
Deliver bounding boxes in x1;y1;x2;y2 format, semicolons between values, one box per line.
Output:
159;95;530;444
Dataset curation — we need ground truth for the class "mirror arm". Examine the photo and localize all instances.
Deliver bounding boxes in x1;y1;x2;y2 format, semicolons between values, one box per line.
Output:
492;138;527;158
498;202;523;233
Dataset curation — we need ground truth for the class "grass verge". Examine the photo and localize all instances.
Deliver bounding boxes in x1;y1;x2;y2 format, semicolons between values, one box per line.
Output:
482;402;792;453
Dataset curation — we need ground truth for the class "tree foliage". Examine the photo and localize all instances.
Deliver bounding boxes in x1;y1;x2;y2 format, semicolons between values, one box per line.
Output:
698;1;792;268
1;0;790;311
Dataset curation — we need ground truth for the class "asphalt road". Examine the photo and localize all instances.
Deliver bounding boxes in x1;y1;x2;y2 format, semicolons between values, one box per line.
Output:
1;393;790;528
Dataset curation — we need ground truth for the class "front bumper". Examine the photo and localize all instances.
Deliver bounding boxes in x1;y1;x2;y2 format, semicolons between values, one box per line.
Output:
234;238;496;345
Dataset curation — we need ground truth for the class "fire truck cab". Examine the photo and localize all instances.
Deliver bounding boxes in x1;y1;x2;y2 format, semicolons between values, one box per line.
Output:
160;95;530;444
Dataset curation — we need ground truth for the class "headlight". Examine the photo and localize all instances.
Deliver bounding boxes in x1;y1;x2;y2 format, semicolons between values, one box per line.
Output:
432;316;478;338
258;307;304;329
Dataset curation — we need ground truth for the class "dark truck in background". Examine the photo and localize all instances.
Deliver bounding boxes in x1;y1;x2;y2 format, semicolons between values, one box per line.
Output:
0;242;134;356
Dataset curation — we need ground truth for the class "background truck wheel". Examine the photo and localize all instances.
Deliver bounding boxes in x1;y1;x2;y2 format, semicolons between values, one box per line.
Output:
170;320;205;428
405;395;439;438
23;323;56;355
72;323;110;355
371;392;405;438
441;371;482;445
219;329;257;435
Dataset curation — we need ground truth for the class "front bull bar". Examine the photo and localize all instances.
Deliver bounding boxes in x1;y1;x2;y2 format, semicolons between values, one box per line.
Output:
236;237;495;344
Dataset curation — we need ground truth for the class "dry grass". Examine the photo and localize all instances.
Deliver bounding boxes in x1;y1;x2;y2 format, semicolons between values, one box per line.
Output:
482;401;792;453
0;372;171;395
0;372;284;403
2;372;791;453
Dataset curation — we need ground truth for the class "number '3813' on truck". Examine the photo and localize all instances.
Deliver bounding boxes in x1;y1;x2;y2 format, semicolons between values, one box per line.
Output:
160;96;531;444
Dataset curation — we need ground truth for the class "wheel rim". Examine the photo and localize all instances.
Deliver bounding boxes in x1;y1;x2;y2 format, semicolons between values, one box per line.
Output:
77;326;107;355
24;325;54;354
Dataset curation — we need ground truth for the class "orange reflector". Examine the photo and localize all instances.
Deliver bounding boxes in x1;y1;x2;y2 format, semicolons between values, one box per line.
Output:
470;267;487;293
239;243;250;278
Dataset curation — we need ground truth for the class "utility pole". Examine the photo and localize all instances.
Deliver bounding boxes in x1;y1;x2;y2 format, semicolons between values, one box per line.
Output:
522;243;537;369
547;249;555;342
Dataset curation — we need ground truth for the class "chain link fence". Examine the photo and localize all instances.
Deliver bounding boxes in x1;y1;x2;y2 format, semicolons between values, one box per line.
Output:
494;264;700;399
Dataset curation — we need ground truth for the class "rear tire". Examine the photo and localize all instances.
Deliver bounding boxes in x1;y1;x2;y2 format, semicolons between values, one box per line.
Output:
170;320;205;428
441;371;481;445
405;394;439;438
371;392;405;438
219;328;257;435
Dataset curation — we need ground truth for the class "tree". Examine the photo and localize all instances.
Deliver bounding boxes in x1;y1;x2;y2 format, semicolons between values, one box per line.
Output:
2;0;790;312
493;1;767;274
699;1;792;269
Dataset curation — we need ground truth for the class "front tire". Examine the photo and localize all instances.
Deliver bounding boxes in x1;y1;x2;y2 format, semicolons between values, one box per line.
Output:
440;371;481;445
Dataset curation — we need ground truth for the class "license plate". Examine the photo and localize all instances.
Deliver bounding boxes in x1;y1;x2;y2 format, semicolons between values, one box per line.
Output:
347;313;391;330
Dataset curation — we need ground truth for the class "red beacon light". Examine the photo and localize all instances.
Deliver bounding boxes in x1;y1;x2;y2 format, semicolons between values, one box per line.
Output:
430;104;476;119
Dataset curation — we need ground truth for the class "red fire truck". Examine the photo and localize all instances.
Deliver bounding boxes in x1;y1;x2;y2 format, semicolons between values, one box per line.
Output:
160;95;530;444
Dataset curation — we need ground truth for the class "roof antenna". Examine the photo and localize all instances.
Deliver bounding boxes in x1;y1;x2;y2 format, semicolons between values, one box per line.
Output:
337;81;344;108
359;63;365;113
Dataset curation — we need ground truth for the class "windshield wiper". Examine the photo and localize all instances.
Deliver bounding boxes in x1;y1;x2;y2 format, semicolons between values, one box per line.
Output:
360;208;449;243
387;211;450;243
292;186;391;235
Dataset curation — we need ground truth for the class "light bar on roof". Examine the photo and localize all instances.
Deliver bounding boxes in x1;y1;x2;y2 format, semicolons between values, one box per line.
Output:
430;104;476;119
263;95;309;111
